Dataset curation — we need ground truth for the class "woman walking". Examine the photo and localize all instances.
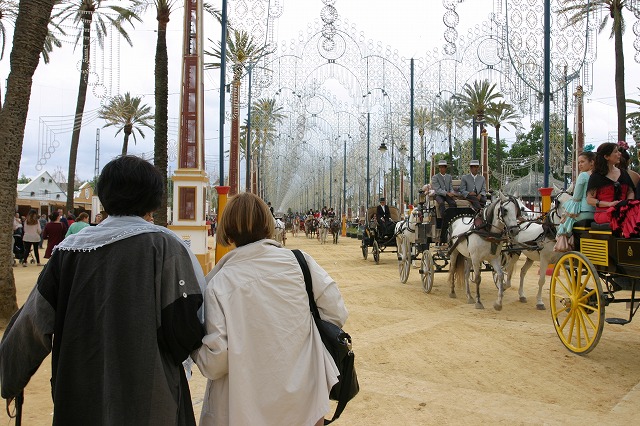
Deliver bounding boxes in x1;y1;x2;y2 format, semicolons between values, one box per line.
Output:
21;209;42;266
194;192;348;426
42;211;66;259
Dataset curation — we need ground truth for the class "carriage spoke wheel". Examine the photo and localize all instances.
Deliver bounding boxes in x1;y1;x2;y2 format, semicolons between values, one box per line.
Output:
421;250;434;293
399;240;411;283
550;252;604;355
373;240;380;264
361;239;368;260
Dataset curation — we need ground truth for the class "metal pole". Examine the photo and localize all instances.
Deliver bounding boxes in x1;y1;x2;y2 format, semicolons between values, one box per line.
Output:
543;0;551;187
367;112;371;210
218;0;228;185
245;64;252;192
410;58;415;200
472;115;477;160
563;66;569;189
343;138;347;218
329;156;333;209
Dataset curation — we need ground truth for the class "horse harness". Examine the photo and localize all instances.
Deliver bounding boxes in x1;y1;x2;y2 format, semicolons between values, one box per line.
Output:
448;196;520;256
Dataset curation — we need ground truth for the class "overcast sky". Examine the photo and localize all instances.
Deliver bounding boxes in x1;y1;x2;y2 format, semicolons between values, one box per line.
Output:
2;0;639;181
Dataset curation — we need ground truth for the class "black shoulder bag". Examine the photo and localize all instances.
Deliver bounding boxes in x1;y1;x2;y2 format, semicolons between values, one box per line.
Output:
292;250;359;424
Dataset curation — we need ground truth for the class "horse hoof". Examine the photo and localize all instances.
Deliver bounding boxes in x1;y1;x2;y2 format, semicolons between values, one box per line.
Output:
475;303;484;309
493;303;503;311
519;296;527;303
449;293;457;299
536;304;546;311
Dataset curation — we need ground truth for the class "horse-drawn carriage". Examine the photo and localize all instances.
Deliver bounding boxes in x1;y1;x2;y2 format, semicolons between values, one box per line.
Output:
550;221;640;354
397;188;523;311
360;205;400;264
397;188;475;292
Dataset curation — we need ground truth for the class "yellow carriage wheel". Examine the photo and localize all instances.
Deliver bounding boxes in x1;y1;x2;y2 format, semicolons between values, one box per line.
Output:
421;249;434;293
398;239;411;283
550;252;604;355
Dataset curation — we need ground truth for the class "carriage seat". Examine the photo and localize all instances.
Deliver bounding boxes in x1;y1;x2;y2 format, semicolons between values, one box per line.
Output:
430;179;473;219
589;221;611;232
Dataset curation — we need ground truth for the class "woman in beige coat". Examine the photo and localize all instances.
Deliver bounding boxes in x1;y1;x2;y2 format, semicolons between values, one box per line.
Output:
194;193;348;425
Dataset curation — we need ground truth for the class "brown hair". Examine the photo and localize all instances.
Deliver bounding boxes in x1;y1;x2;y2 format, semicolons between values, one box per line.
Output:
77;212;89;222
217;192;275;247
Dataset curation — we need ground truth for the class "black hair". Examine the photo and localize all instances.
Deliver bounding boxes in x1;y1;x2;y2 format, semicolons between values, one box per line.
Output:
594;142;617;176
97;155;164;216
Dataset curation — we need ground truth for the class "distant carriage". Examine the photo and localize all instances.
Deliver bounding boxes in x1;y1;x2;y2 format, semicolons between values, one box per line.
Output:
360;205;400;264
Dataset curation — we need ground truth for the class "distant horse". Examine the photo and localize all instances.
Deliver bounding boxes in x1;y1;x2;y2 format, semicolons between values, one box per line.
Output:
448;192;522;310
292;217;300;237
503;192;572;310
329;217;341;244
305;217;317;239
274;218;286;245
318;217;330;244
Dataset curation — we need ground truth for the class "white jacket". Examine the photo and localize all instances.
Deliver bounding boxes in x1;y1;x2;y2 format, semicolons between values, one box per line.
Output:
194;239;348;426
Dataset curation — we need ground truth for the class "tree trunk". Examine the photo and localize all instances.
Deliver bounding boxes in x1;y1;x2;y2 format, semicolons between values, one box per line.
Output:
447;125;453;164
229;79;241;195
496;124;501;181
0;0;56;323
66;18;93;213
154;15;169;226
122;131;130;155
613;4;626;142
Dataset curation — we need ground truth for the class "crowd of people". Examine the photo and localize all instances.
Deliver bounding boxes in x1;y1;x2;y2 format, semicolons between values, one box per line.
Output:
12;208;106;267
1;155;349;425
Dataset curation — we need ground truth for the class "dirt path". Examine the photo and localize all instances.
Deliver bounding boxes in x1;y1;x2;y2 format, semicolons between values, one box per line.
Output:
4;234;640;425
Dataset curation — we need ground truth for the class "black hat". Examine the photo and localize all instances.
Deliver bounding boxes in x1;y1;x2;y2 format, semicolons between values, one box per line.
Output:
380;197;386;202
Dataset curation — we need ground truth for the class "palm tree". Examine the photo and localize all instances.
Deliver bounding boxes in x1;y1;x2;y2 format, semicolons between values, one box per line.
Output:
205;29;271;195
53;0;141;213
0;0;56;321
434;98;463;164
485;101;522;175
403;106;431;182
457;79;503;157
250;98;285;193
148;0;177;227
0;1;63;83
559;0;638;143
99;92;154;155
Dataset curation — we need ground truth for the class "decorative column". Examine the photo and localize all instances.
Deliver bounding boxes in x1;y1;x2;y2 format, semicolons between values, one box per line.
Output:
168;0;212;273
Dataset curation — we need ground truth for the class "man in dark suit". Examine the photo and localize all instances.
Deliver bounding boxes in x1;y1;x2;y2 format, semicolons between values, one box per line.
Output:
376;197;391;231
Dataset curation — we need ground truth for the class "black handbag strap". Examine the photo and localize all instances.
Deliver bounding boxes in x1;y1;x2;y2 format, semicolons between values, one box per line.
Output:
292;249;349;425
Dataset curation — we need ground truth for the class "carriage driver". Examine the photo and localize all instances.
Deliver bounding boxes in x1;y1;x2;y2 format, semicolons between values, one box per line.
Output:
432;160;457;224
459;159;487;210
376;197;391;231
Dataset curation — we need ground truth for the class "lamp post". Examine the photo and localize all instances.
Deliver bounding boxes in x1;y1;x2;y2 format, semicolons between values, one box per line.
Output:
378;139;388;201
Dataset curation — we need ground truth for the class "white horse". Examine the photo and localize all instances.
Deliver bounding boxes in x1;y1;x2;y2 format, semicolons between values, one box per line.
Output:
318;217;330;244
395;206;421;264
503;192;572;310
447;192;522;310
274;218;285;245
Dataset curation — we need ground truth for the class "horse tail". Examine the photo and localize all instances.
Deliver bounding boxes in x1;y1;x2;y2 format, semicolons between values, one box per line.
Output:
447;248;467;290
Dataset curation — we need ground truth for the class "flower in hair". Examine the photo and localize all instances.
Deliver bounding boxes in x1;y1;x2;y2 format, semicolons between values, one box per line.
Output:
618;140;629;150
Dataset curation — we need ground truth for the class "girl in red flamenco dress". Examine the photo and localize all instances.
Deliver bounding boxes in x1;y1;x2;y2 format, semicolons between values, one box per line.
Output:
586;142;640;238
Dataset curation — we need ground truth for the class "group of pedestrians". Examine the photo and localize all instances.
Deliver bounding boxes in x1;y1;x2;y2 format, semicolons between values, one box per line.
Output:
13;207;101;267
1;155;349;425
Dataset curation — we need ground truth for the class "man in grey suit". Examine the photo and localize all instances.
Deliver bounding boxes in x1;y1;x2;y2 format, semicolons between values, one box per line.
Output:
459;159;487;210
432;160;457;221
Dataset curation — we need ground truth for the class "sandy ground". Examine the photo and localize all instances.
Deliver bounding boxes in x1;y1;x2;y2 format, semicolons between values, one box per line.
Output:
3;234;640;425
